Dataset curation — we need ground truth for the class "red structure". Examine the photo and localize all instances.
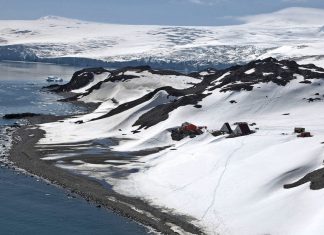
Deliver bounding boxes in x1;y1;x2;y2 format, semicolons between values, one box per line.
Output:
182;123;199;132
171;122;205;141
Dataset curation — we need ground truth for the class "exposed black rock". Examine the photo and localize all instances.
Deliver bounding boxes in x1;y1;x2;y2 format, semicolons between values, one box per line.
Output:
109;65;186;77
46;57;324;132
110;65;151;76
133;93;209;129
284;167;324;190
205;57;324;92
83;57;324;129
44;67;108;93
58;66;169;102
91;85;200;122
111;98;119;105
3;113;41;119
300;80;312;84
307;97;322;102
149;69;185;76
109;74;139;82
171;129;194;141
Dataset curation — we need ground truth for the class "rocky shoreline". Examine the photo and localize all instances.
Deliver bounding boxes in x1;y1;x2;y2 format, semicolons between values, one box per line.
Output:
8;114;204;235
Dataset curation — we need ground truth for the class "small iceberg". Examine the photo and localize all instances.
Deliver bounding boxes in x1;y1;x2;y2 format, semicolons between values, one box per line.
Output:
46;76;63;82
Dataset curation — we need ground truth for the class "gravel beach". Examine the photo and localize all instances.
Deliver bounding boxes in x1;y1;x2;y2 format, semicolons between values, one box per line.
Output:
9;115;203;235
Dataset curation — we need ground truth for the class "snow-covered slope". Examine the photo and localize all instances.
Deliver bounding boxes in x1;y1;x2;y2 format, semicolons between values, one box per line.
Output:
37;58;324;234
0;7;324;69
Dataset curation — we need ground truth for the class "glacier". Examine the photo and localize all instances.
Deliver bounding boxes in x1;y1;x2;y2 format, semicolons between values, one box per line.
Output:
0;7;324;70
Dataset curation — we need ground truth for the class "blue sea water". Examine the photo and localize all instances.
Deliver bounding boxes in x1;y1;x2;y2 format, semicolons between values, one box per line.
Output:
0;61;148;235
0;61;85;124
0;167;148;235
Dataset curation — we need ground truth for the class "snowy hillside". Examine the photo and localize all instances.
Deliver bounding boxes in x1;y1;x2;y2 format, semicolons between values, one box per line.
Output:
0;7;324;70
36;58;324;234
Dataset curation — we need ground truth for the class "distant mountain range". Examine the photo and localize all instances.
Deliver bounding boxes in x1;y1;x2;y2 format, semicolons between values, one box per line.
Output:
0;7;323;71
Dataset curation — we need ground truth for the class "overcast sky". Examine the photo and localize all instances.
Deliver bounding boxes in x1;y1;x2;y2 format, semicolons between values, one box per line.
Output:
0;0;324;26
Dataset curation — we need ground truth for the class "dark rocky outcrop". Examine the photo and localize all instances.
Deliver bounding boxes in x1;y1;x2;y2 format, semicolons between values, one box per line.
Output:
58;66;175;102
109;74;139;82
44;67;108;93
149;69;185;76
205;57;324;92
133;93;209;129
90;76;210;126
91;86;189;121
284;167;324;190
307;97;322;102
3;113;41;119
48;58;324;131
85;57;324;129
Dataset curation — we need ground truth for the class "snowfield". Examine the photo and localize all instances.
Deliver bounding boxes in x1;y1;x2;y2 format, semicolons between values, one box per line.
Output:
36;58;324;234
0;7;324;69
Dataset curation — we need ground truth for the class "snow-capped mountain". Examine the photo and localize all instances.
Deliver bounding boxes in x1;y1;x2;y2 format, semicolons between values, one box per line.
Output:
0;7;324;70
38;57;324;234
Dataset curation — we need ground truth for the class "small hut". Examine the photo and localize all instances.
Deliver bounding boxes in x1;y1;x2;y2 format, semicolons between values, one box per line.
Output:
294;127;305;133
181;122;202;133
297;132;312;138
220;122;233;134
233;122;251;136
